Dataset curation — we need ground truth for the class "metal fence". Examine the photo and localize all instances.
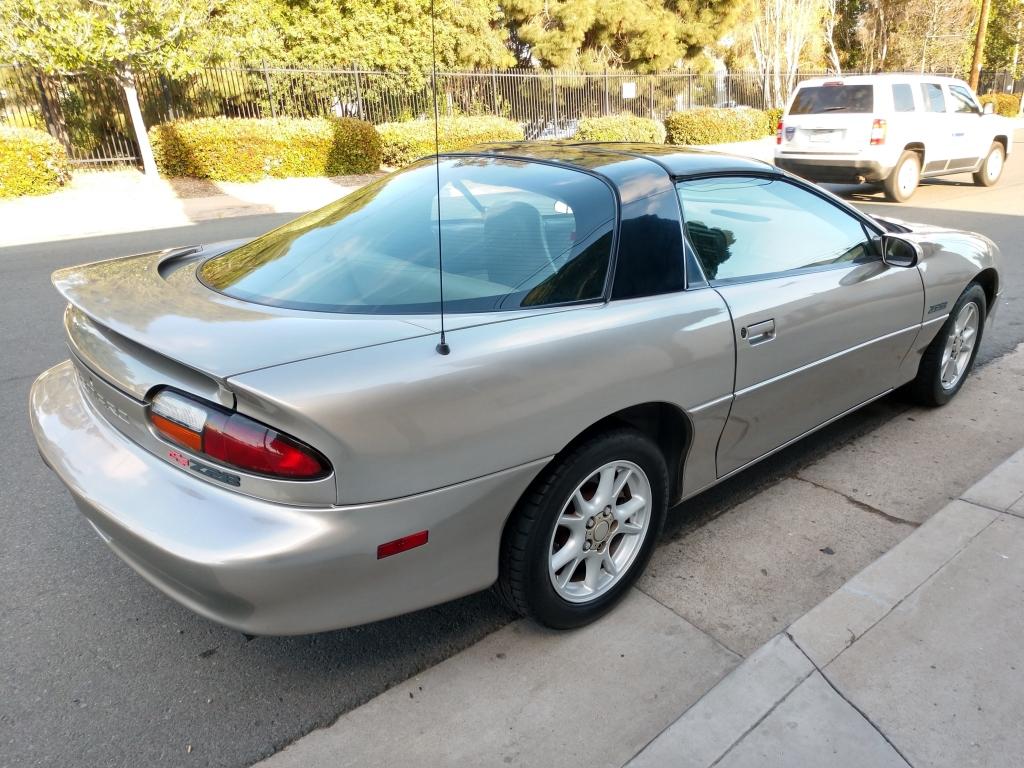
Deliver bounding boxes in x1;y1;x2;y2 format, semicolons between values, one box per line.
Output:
1;64;1020;168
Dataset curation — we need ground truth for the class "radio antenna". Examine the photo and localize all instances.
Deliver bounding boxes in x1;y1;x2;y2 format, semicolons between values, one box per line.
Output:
430;0;450;355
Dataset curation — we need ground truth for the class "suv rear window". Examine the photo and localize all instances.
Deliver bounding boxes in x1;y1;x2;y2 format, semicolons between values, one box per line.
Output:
789;85;874;114
201;158;616;314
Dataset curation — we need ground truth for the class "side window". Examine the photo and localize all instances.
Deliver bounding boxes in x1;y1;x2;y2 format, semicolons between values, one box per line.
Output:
920;83;946;112
892;84;916;112
676;176;872;283
948;84;981;114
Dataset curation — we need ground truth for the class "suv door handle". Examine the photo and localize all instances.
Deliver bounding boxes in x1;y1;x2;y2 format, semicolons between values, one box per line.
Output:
743;319;776;345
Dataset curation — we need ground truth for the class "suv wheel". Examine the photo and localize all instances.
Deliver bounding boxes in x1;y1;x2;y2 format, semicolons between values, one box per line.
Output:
497;429;668;629
884;150;921;202
973;142;1005;187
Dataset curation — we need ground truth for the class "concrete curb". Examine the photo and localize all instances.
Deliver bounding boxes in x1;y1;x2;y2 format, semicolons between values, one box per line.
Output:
627;446;1024;767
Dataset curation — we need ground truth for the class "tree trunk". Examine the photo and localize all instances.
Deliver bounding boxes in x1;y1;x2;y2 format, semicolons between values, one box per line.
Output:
121;70;158;177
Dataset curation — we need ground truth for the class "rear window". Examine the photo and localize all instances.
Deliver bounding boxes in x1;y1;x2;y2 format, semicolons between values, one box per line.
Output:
789;85;874;114
201;158;616;314
892;84;916;112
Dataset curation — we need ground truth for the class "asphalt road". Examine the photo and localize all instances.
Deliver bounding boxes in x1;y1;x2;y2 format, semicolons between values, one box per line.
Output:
2;151;1022;767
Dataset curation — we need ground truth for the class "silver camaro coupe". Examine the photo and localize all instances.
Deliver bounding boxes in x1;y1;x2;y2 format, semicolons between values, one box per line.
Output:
30;143;1000;634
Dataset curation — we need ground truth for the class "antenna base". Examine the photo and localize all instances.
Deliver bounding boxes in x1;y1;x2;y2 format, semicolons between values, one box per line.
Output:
436;341;451;355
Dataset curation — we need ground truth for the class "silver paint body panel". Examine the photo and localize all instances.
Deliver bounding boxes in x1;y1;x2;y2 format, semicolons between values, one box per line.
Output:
29;145;1000;634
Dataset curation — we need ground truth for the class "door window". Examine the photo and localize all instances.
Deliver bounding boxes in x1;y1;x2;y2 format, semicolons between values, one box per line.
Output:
892;84;916;112
676;176;873;283
920;83;946;112
948;84;981;114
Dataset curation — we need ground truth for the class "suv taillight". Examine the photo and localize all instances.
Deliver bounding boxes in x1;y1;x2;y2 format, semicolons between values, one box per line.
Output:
149;390;328;479
870;118;887;145
776;120;783;145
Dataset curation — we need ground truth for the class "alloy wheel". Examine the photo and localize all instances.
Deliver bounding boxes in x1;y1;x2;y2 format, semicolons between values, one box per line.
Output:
547;460;652;603
940;302;979;390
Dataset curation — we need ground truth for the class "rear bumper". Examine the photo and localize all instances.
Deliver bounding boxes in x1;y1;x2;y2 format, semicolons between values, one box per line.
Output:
776;156;893;183
30;361;547;635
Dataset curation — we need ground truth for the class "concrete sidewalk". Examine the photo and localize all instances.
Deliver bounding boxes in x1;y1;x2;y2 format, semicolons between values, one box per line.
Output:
253;345;1024;768
630;453;1024;767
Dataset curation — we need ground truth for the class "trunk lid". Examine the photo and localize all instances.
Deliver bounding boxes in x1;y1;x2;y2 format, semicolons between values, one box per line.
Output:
780;83;876;155
54;242;434;394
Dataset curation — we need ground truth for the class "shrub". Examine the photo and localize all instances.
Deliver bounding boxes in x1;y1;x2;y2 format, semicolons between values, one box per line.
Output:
574;114;666;144
0;126;72;197
664;107;770;145
376;116;523;167
979;92;1021;117
764;107;784;135
149;116;381;181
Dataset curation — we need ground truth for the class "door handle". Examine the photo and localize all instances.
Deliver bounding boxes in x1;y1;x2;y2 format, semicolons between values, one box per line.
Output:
743;318;776;345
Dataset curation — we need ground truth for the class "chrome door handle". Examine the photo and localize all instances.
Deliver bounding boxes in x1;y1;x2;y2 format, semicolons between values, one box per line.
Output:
743;319;776;345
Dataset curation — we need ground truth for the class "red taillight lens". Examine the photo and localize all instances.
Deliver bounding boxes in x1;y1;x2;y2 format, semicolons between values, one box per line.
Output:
870;118;887;145
149;390;327;480
776;120;783;145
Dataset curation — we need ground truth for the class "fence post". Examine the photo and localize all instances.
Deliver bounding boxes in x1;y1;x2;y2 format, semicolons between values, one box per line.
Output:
491;69;498;115
262;61;277;118
687;74;693;109
649;76;655;118
354;65;364;120
727;74;732;106
550;72;558;132
604;68;610;115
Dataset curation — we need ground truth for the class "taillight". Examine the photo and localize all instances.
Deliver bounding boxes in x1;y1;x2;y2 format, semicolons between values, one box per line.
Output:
870;118;887;145
149;390;328;479
776;120;783;145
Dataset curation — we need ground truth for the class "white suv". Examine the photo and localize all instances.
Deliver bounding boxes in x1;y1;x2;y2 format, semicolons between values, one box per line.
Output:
775;74;1013;202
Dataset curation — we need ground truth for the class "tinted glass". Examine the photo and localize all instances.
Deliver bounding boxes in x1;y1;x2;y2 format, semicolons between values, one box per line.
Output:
677;177;872;282
920;83;946;112
202;158;616;313
789;85;873;114
892;84;916;112
612;189;686;299
948;84;980;114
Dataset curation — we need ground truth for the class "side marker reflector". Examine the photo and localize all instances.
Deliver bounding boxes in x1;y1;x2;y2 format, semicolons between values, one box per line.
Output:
377;530;429;560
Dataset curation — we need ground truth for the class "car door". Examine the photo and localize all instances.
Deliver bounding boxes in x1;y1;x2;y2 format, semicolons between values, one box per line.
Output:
676;175;924;478
919;81;953;172
946;82;989;169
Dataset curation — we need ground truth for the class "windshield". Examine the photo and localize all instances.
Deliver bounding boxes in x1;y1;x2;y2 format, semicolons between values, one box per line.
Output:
200;157;616;314
789;85;874;114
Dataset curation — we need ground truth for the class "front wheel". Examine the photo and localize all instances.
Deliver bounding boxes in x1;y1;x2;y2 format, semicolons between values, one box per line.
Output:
497;429;668;629
907;283;986;406
972;142;1005;187
883;150;921;202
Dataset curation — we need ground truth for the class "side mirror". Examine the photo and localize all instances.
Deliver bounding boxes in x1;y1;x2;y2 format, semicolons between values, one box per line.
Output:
983;102;995;115
880;234;922;268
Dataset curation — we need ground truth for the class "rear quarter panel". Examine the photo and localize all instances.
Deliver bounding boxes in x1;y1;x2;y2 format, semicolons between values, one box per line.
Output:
228;292;735;505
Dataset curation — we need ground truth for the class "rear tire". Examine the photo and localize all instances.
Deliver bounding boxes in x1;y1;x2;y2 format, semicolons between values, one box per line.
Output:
883;150;921;202
497;429;668;629
972;142;1005;187
907;283;986;406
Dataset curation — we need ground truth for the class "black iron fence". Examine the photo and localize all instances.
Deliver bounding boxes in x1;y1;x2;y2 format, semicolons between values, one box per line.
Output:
1;64;1019;168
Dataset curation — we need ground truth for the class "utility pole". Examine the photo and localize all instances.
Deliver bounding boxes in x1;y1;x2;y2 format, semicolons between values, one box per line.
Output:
969;0;993;91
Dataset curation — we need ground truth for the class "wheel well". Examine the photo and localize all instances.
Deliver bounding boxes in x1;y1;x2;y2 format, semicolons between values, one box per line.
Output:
905;142;925;164
994;135;1009;154
554;403;692;503
974;267;998;312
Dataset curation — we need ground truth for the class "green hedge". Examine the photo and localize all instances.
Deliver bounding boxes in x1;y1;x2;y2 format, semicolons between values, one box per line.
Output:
376;116;523;167
149;117;381;181
0;126;72;197
574;114;666;144
664;108;771;145
980;92;1021;117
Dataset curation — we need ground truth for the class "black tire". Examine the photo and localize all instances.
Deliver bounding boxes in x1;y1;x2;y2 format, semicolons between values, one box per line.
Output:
883;150;921;202
497;428;669;629
907;283;986;406
972;142;1005;187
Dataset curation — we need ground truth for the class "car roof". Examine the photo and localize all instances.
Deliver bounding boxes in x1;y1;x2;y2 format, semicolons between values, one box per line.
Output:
445;141;778;182
797;73;969;87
